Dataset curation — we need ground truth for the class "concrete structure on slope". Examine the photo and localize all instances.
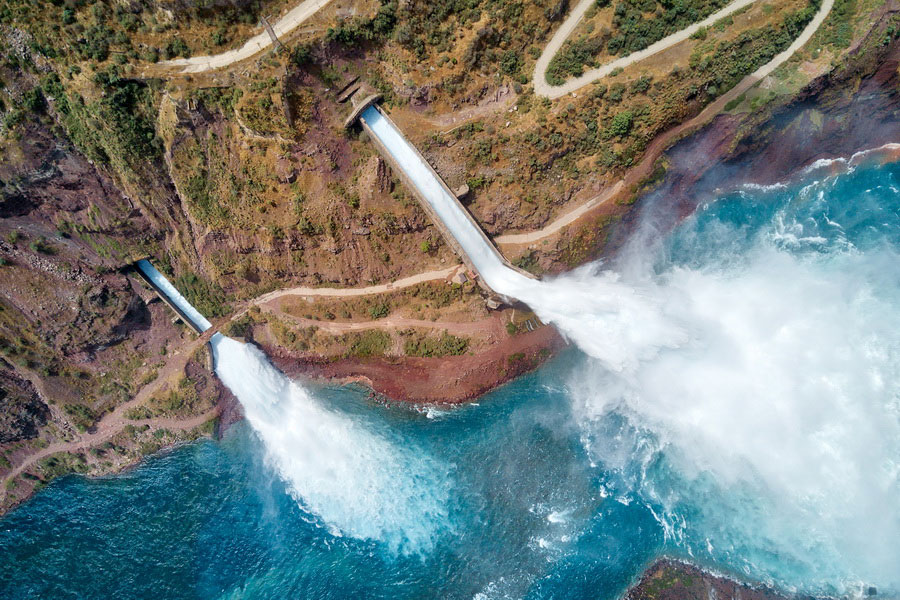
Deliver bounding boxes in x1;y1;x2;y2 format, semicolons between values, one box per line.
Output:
346;102;537;300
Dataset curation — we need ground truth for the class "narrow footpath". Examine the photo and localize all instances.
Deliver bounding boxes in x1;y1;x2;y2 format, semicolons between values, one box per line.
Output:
250;265;463;305
158;0;334;73
0;331;219;501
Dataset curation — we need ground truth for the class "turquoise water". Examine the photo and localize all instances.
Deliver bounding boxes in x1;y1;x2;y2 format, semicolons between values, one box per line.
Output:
1;158;898;599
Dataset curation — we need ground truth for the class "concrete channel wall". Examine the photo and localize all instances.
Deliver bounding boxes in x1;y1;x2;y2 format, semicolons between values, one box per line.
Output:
133;264;207;335
133;262;216;371
358;106;537;295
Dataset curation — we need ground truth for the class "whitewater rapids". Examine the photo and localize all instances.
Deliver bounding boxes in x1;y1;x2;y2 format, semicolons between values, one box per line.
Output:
209;334;452;554
193;107;899;592
363;106;899;592
507;184;899;593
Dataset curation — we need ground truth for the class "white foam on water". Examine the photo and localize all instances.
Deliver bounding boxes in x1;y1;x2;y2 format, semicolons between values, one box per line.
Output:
210;333;452;554
136;259;453;553
534;247;898;592
362;107;899;592
566;246;900;590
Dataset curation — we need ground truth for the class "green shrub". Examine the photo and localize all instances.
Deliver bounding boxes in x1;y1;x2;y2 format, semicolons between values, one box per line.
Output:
630;75;652;94
326;0;396;46
723;93;746;111
513;250;539;274
63;404;96;432
164;38;190;59
23;87;46;113
41;68;161;168
546;36;607;85
500;50;521;77
368;302;390;319
344;330;391;357
403;332;469;357
608;82;626;102
291;44;313;66
29;237;55;255
173;273;230;317
75;25;113;61
606;110;633;138
211;27;227;46
38;452;89;479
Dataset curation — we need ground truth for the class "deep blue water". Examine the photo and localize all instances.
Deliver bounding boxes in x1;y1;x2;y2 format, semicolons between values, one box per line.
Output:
1;158;898;599
0;366;664;600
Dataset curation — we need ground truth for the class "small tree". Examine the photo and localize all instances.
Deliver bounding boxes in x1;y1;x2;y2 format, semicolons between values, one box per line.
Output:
607;110;633;138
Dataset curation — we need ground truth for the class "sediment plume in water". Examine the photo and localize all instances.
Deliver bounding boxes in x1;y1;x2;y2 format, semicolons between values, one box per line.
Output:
209;333;452;554
364;106;899;592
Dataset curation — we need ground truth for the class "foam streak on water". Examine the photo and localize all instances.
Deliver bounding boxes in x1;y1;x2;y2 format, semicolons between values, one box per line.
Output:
540;192;897;593
209;333;451;554
363;107;900;594
531;178;899;594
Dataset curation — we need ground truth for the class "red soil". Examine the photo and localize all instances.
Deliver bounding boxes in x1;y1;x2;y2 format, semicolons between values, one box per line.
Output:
268;324;568;404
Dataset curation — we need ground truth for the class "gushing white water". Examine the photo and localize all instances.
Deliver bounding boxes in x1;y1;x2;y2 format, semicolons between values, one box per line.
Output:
137;255;452;552
209;333;451;554
568;245;900;589
363;106;899;591
506;240;897;592
530;243;898;591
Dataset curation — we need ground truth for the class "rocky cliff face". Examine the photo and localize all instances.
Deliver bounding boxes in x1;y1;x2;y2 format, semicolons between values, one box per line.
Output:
0;33;461;450
0;115;173;442
623;560;798;600
0;367;48;444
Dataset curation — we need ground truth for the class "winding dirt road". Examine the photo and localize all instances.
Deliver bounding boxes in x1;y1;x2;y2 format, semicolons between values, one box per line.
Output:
508;0;834;245
0;331;219;501
267;308;504;337
495;181;625;245
250;265;464;306
159;0;335;73
533;0;760;99
534;0;832;100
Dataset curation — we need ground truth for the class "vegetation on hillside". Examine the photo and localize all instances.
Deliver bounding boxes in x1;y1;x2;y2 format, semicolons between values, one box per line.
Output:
0;0;286;64
403;331;469;357
548;0;735;84
453;0;821;203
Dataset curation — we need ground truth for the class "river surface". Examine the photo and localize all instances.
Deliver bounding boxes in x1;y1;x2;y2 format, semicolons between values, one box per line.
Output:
1;157;898;599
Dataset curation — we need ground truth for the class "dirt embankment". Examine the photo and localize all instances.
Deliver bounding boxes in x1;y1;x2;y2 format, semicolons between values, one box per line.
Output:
606;22;900;253
268;320;567;404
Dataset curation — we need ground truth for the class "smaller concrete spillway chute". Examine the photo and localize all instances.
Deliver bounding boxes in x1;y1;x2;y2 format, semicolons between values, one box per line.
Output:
134;259;213;335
